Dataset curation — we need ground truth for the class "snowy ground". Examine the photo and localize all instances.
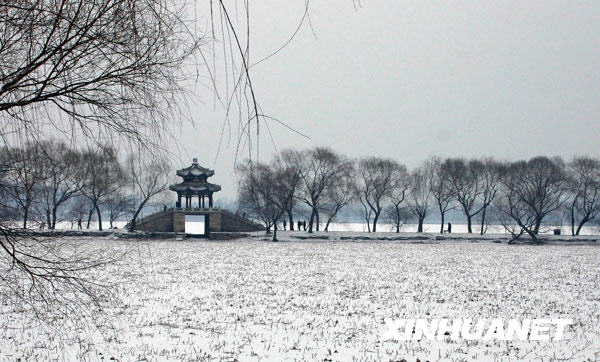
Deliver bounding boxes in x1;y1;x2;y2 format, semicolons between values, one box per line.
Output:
1;236;599;361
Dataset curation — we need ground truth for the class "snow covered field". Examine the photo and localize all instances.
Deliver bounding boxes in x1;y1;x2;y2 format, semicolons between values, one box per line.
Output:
1;237;599;361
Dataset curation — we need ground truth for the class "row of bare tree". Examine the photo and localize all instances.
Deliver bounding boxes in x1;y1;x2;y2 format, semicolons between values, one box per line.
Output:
0;140;171;231
237;148;600;242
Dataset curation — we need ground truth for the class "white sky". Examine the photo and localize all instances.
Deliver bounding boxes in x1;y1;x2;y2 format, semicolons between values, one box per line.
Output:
174;0;600;200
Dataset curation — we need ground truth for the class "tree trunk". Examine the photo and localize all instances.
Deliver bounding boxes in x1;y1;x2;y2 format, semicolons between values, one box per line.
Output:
129;202;146;232
372;211;379;233
46;210;52;230
22;207;28;229
95;203;103;231
576;217;589;236
525;227;538;241
570;203;576;236
467;214;472;233
129;218;136;232
417;217;424;233
86;207;94;229
272;223;278;242
288;211;294;231
395;205;400;233
51;206;58;229
308;208;315;233
315;210;320;231
480;207;487;235
440;212;445;234
533;217;542;235
324;216;334;231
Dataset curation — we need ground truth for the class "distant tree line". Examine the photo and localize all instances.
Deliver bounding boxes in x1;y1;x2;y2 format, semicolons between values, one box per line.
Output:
0;139;171;231
238;148;600;242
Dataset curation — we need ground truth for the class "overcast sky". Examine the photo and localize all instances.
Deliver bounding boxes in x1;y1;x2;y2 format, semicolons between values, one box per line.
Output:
174;0;600;200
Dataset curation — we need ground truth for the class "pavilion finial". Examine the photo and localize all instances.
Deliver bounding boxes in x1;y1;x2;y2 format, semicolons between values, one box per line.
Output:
192;158;198;164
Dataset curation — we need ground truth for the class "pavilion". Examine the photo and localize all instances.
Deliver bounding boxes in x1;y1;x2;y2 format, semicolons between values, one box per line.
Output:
169;158;221;209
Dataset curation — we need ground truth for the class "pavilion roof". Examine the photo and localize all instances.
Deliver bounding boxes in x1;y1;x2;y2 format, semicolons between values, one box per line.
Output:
169;181;221;194
176;158;214;178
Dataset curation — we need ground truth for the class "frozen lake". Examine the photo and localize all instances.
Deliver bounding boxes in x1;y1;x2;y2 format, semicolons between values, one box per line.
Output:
1;237;598;360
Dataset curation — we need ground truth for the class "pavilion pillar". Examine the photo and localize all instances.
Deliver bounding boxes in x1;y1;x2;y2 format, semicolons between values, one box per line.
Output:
202;195;205;208
177;194;181;208
209;193;213;208
198;193;201;208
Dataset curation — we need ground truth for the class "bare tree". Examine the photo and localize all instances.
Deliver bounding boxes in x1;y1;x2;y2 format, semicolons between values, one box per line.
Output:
357;193;373;233
80;145;126;231
408;165;432;233
476;158;505;235
105;194;133;229
273;149;303;231
126;155;171;232
566;156;600;236
384;204;412;233
356;157;404;232
0;0;204;149
427;157;454;234
297;147;348;233
37;140;85;229
1;143;47;228
237;161;288;241
388;165;410;233
494;156;568;242
322;161;355;231
65;195;89;229
442;158;484;233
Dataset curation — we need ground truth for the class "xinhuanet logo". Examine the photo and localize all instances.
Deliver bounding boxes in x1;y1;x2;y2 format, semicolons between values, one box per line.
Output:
381;318;573;341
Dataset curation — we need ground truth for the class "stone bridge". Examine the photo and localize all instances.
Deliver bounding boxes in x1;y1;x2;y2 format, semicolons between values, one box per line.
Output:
131;207;263;234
